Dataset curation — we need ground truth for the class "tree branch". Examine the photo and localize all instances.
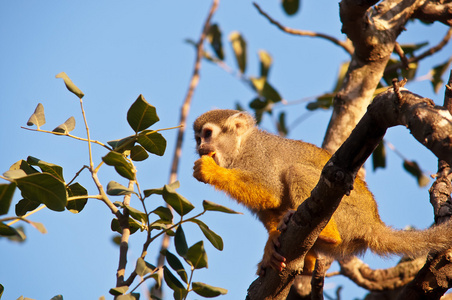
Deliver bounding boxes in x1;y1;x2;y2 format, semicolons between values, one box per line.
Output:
247;86;452;299
153;0;220;297
253;2;354;55
412;1;452;26
339;256;425;291
395;71;452;299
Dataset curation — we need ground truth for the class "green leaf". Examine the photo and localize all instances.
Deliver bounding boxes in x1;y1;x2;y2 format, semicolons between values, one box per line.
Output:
3;169;28;180
130;145;149;161
249;97;269;110
186;241;208;269
116;295;137;300
55;72;84;99
333;62;349;93
50;296;63;300
202;200;241;214
163;266;187;300
306;93;334;111
144;181;178;198
0;183;16;215
163;266;186;297
163;249;188;283
29;220;47;234
149;220;171;231
27;156;64;181
102;151;135;180
53;116;76;134
207;24;224;60
15;198;40;216
8;160;39;175
27;103;46;129
175;226;188;258
0;284;3;298
190;219;223;251
162;184;194;216
430;57;452;93
15;173;67;211
282;0;300;15
66;182;88;213
126;205;148;223
127;94;159;132
109;286;129;296
0;222;30;240
229;31;247;73
250;77;282;103
382;58;400;85
403;160;430;187
112;235;121;246
277;112;288;137
151;206;173;222
258;50;272;79
111;217;141;235
399;42;429;57
192;282;227;298
106;181;135;196
107;136;136;153
372;141;386;171
401;62;418;81
143;187;163;198
137;131;166;156
135;257;156;277
0;222;19;236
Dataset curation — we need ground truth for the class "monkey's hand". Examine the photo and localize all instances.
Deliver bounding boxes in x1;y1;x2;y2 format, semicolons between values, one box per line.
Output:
277;209;295;232
257;230;286;276
193;155;218;184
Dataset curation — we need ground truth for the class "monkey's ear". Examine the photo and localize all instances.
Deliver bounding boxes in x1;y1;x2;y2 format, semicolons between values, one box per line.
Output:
224;112;255;136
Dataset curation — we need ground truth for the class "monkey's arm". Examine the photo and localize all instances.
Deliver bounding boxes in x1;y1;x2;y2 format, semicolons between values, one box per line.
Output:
193;155;281;211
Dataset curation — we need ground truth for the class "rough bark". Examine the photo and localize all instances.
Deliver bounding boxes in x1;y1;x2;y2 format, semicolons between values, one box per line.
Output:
322;0;428;153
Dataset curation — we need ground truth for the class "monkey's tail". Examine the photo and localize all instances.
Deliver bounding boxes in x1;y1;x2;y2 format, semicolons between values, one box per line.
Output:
368;220;452;257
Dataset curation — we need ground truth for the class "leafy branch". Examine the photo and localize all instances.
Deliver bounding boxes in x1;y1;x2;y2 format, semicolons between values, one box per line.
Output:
0;72;238;300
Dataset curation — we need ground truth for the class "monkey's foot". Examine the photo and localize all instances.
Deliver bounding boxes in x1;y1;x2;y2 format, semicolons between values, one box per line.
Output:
258;230;287;276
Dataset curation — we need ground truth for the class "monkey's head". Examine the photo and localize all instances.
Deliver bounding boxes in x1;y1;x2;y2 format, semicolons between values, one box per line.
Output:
193;109;255;167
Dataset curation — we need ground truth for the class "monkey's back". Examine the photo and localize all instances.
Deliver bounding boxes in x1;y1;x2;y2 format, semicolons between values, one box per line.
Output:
235;129;384;257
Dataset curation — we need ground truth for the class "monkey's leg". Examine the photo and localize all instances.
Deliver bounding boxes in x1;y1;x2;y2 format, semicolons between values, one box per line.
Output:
193;155;282;210
259;210;342;274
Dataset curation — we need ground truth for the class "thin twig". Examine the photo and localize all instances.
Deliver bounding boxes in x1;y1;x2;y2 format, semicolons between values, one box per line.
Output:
66;165;89;186
153;0;220;297
169;0;220;184
79;98;94;171
386;28;452;74
6;205;46;226
253;2;354;55
116;180;134;287
21;126;112;151
394;42;409;69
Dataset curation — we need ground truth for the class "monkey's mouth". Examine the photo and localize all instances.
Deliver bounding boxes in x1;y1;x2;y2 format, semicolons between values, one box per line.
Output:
208;151;216;158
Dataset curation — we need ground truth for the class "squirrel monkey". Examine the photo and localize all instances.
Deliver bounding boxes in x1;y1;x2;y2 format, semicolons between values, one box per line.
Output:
193;109;452;275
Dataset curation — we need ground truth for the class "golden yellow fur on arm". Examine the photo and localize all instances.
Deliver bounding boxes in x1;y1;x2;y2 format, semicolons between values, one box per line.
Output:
194;155;281;211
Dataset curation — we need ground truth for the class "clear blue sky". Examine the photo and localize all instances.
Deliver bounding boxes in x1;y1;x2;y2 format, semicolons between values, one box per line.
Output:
0;1;451;300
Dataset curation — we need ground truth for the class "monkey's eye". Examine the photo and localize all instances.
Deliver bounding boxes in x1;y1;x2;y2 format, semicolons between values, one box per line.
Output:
195;137;201;145
204;129;212;139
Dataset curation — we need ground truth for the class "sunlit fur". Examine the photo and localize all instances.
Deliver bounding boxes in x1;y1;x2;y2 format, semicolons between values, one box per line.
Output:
193;109;452;274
